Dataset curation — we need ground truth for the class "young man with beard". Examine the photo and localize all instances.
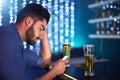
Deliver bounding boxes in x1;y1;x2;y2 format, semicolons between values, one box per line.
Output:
0;3;68;80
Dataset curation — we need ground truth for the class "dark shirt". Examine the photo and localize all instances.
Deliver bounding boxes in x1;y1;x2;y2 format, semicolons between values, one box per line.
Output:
0;24;42;80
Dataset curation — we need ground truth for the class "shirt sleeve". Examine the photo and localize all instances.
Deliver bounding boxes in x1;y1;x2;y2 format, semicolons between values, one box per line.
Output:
24;48;43;68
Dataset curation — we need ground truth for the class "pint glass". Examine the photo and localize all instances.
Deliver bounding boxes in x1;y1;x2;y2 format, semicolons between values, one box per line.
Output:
63;43;71;66
83;44;94;76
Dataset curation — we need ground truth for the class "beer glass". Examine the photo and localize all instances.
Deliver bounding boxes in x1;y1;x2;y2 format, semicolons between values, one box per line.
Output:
83;44;94;76
63;43;71;67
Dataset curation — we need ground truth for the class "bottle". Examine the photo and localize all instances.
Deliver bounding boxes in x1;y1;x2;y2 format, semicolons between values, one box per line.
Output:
96;23;100;35
101;22;105;34
109;3;114;17
106;22;111;35
111;21;117;35
101;5;106;18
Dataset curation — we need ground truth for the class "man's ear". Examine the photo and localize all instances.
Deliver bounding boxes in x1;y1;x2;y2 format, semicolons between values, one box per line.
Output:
24;16;33;29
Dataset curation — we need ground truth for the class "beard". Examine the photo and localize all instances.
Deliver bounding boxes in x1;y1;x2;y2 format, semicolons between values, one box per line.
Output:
25;23;37;45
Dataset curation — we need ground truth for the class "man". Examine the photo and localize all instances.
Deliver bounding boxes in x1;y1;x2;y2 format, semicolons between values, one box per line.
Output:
0;3;68;80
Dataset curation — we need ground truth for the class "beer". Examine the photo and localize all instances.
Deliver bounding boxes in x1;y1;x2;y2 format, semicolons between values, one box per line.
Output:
63;43;71;55
63;43;71;66
84;54;94;76
83;44;95;76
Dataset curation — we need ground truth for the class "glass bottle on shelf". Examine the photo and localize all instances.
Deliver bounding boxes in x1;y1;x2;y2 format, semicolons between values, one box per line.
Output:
108;21;113;35
106;4;110;17
106;3;114;18
106;22;111;35
109;3;114;17
101;5;106;18
96;23;100;35
111;21;117;35
101;22;105;34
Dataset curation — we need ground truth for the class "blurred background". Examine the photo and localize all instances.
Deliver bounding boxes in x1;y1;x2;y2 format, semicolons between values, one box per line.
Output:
0;0;120;79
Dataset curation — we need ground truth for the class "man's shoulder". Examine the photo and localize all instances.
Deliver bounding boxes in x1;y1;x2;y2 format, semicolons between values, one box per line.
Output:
0;24;16;35
0;27;13;36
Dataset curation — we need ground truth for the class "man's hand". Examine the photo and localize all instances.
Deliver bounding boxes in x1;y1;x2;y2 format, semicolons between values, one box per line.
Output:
51;59;69;75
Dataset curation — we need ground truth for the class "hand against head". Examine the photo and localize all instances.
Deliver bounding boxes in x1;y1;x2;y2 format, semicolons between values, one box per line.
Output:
51;59;69;75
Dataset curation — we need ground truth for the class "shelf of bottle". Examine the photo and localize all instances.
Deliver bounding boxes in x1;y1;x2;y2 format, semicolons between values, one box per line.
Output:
88;16;120;23
88;0;118;9
89;34;120;39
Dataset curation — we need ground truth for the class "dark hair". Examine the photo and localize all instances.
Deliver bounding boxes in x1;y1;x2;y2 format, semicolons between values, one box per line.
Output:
15;3;50;24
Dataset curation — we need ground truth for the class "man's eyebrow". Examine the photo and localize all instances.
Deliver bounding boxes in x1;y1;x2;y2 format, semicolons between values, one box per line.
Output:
41;25;45;30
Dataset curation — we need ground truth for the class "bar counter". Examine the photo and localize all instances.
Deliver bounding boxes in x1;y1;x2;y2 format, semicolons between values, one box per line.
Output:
55;57;112;80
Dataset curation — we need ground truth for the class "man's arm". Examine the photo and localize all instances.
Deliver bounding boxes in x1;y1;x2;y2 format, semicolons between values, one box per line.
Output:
33;59;69;80
24;48;43;68
40;30;51;68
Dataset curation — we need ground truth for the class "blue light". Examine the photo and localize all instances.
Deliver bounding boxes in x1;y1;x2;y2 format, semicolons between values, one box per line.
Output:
106;4;109;8
102;6;106;9
42;0;46;7
117;20;120;23
110;5;113;8
114;6;117;9
54;47;59;52
65;39;69;42
29;1;33;3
